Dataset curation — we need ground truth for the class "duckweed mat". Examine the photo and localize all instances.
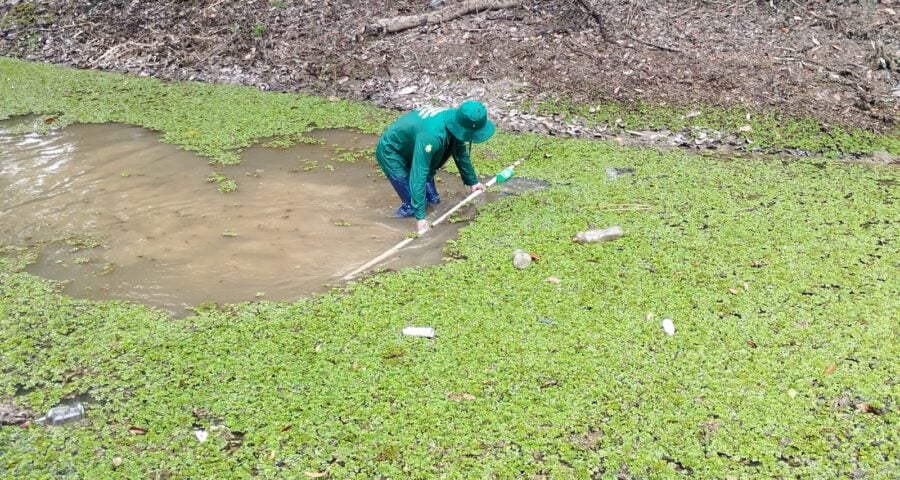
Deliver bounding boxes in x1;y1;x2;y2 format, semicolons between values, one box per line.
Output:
1;58;898;479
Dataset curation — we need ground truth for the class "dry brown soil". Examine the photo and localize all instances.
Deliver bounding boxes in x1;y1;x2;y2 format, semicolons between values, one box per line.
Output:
1;0;898;133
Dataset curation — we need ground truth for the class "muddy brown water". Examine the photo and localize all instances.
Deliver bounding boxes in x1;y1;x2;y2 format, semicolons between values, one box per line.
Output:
0;123;505;315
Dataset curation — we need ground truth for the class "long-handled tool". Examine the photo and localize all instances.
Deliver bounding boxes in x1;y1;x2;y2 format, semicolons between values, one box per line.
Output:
342;158;524;280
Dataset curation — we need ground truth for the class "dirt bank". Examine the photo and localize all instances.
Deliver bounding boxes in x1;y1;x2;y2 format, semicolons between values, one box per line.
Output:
1;0;898;137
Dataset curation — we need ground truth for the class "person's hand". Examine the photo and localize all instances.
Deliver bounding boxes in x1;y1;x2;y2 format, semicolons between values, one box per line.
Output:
416;219;430;235
470;182;486;194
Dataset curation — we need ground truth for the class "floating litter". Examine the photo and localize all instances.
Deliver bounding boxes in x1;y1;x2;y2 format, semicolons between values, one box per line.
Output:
662;318;676;336
35;402;85;426
512;249;532;269
573;226;623;244
402;327;435;338
605;167;636;179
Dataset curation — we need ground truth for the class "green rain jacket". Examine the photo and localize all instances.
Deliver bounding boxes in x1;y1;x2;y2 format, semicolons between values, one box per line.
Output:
376;106;479;220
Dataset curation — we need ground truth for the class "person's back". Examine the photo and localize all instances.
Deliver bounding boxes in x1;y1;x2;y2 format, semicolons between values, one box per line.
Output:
378;107;452;167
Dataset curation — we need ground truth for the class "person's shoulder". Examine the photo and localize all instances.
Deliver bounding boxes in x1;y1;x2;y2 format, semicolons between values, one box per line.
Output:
416;105;451;120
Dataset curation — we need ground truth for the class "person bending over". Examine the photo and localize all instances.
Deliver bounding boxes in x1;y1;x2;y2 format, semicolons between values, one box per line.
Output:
375;100;495;234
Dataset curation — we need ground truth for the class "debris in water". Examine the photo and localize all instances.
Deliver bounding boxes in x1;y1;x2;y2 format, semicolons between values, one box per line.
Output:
512;249;532;269
605;167;635;179
0;402;32;426
855;402;882;415
402;326;435;338
573;226;623;244
497;177;551;197
195;429;209;442
35;402;84;426
446;392;476;402
662;318;676;336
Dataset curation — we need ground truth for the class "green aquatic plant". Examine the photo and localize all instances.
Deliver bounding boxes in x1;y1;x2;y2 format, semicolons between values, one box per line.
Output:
301;159;318;171
0;58;392;164
95;262;115;276
206;172;237;193
261;133;326;149
332;145;375;163
0;59;898;479
53;233;102;252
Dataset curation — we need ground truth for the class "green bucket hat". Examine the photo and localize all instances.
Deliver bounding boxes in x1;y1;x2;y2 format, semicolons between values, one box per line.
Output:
446;100;496;144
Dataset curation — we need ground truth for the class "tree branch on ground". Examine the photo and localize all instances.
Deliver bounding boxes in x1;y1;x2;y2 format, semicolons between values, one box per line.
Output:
365;0;523;36
572;0;610;41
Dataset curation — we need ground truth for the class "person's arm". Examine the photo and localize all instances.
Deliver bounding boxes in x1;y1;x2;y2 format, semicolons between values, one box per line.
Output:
452;140;485;193
410;133;439;222
452;140;479;186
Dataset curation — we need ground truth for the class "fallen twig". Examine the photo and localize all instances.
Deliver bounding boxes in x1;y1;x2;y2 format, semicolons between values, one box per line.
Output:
365;0;523;36
90;41;159;67
623;33;683;53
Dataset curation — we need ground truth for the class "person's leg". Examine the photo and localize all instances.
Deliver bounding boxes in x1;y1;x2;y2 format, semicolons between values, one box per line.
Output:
376;143;414;217
425;177;440;205
386;175;414;217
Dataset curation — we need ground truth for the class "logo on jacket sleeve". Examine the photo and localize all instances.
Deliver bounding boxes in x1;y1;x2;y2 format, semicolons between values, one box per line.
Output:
425;144;433;153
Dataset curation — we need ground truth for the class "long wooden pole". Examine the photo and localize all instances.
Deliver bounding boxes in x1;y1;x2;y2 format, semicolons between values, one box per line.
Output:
342;158;523;280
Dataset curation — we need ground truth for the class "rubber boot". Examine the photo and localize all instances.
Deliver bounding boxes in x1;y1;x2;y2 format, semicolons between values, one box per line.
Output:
394;203;415;218
425;179;441;205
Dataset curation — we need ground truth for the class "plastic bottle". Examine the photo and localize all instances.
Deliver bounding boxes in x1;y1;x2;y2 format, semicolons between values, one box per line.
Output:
572;226;623;244
36;402;85;426
495;167;515;183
